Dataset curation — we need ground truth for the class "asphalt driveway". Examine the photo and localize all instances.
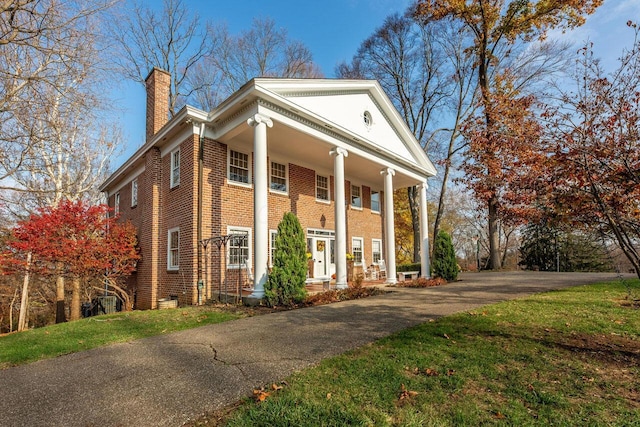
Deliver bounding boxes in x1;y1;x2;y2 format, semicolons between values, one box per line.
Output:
0;271;630;426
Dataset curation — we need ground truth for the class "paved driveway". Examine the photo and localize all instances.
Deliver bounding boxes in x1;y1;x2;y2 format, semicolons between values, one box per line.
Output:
0;272;630;426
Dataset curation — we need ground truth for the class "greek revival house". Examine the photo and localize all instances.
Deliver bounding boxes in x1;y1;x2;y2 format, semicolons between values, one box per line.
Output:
100;68;436;309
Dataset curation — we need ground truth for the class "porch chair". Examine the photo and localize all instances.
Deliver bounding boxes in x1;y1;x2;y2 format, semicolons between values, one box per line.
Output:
242;258;254;290
378;259;387;280
362;257;377;280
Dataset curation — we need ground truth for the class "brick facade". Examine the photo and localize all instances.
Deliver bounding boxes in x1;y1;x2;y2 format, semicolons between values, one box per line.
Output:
101;75;433;308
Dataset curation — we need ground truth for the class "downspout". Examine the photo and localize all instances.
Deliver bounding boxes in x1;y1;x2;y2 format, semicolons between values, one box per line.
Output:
197;122;206;304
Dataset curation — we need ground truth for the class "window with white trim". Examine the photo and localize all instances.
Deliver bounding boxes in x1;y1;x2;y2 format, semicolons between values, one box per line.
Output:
270;230;278;267
170;149;180;188
131;179;138;207
372;239;382;264
168;228;180;270
371;190;380;213
270;161;287;193
114;193;120;216
227;226;251;268
316;174;329;202
352;237;363;265
229;150;250;184
351;184;362;209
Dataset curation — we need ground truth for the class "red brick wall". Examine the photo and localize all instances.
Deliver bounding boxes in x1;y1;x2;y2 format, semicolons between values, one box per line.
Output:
109;136;388;307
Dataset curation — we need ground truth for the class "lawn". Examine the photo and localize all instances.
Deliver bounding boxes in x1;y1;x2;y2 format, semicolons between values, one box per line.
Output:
0;304;246;368
207;279;640;426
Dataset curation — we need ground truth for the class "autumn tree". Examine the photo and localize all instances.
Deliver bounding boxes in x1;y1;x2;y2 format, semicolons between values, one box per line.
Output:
9;200;139;322
415;0;602;269
542;24;640;278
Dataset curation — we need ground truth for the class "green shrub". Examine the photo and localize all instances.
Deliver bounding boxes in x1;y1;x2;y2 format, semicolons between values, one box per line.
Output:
397;262;421;272
264;212;308;307
432;230;458;281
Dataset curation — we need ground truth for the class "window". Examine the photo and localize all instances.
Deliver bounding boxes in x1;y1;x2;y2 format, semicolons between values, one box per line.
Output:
131;179;138;207
316;174;329;202
170;149;180;188
270;161;287;193
372;239;382;264
114;193;120;216
168;228;180;270
363;110;372;128
270;230;278;267
351;184;362;209
229;150;250;184
371;190;380;213
228;226;251;268
352;237;363;265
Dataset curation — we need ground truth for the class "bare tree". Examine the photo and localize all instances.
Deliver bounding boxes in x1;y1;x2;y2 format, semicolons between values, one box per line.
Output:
110;0;213;116
337;13;451;263
0;0;116;184
1;0;122;323
190;17;323;111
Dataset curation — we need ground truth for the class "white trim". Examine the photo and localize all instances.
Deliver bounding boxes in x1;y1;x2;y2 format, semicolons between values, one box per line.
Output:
114;192;120;216
227;147;252;188
226;225;252;269
269;229;278;267
351;237;364;266
269;160;288;195
131;178;138;207
372;238;382;264
167;227;180;271
315;173;330;203
170;148;180;188
108;165;145;195
350;184;362;210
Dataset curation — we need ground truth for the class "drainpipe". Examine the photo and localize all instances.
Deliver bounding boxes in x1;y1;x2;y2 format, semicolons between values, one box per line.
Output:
197;122;206;304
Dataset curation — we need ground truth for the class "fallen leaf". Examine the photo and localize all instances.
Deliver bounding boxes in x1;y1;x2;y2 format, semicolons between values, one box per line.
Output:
271;383;283;391
398;384;419;402
425;368;439;376
326;392;332;400
253;389;271;402
444;333;450;340
493;411;506;419
446;369;455;376
527;384;535;391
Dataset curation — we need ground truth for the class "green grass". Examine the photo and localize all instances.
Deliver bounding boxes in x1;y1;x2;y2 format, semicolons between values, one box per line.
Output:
218;279;640;427
0;305;244;368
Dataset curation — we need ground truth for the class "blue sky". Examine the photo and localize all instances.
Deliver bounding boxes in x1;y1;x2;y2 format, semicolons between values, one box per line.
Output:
111;0;640;163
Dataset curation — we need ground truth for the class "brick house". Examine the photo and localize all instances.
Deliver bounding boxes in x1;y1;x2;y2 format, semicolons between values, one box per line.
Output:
100;68;436;309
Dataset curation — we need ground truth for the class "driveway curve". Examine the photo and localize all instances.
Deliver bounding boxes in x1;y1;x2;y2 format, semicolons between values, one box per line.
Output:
0;271;631;426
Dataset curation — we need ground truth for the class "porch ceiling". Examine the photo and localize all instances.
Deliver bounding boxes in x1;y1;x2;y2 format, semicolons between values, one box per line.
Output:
217;118;423;190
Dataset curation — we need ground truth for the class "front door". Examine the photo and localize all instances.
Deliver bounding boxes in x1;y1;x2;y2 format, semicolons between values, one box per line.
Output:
313;238;330;278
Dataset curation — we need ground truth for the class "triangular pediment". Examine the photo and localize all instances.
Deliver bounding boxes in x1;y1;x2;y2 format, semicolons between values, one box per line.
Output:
255;80;436;176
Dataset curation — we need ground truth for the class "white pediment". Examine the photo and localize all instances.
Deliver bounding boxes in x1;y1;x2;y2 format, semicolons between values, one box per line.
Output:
254;80;435;176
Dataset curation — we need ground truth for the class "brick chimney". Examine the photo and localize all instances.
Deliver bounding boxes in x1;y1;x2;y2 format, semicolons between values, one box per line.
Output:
145;68;171;141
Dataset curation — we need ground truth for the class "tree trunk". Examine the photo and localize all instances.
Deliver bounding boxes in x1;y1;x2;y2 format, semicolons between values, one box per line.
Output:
70;276;81;321
488;197;501;270
18;252;32;332
407;186;421;263
55;275;66;323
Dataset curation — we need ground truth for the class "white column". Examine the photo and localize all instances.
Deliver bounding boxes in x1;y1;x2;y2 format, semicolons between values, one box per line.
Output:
419;181;431;278
331;147;348;289
247;113;273;298
381;168;397;284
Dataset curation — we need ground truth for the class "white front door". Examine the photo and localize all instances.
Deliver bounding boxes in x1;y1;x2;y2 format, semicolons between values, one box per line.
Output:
313;238;330;278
